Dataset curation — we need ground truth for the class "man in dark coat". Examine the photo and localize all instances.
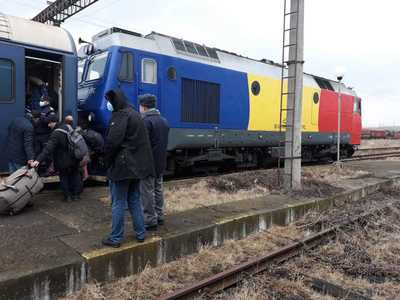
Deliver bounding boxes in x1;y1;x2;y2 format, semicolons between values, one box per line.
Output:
102;89;155;247
6;109;36;172
30;115;82;202
138;94;170;230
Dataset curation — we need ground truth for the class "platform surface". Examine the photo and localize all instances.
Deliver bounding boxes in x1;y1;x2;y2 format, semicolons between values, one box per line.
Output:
1;160;399;299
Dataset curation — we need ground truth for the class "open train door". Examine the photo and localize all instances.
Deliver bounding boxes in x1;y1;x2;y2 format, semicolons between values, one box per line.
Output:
0;43;25;172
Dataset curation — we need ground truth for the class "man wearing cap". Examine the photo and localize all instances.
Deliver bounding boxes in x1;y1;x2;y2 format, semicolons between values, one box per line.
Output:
139;94;170;231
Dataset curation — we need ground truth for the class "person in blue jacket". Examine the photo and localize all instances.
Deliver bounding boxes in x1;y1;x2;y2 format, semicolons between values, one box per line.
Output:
6;109;36;172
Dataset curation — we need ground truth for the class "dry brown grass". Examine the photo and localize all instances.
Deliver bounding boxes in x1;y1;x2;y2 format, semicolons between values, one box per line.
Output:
65;225;303;300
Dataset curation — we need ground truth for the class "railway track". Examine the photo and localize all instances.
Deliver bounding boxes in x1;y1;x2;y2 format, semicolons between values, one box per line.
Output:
159;205;390;300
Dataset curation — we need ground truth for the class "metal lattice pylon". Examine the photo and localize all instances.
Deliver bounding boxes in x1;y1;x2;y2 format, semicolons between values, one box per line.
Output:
32;0;99;26
277;0;304;190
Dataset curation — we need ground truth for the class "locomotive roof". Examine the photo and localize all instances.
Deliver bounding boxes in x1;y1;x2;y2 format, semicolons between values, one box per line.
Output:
90;27;356;96
0;13;76;54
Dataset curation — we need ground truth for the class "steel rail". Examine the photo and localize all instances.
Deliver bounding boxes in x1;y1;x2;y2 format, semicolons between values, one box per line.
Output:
356;146;400;152
344;151;400;161
158;208;385;300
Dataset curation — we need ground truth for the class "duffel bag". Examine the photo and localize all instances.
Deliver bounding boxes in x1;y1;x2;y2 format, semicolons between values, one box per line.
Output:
0;167;44;215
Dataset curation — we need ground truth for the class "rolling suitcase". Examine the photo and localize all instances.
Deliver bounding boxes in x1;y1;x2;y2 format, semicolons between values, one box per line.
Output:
0;167;44;215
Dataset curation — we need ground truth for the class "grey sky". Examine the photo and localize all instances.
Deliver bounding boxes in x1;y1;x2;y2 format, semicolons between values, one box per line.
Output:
2;0;399;127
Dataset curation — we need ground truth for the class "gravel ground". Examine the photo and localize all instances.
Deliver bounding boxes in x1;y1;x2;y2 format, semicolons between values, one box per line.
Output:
64;182;399;300
360;139;400;148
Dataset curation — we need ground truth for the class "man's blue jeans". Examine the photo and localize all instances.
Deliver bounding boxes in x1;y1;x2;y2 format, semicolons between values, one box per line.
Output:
108;179;146;242
8;162;23;173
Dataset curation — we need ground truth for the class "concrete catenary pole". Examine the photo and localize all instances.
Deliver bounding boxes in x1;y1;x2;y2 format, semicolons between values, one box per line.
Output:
284;0;304;190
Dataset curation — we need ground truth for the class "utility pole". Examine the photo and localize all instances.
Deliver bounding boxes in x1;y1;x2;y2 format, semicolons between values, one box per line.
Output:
278;0;305;190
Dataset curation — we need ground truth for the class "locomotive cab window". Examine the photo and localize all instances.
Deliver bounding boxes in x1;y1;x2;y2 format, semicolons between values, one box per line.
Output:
354;98;362;114
141;58;157;84
118;52;134;82
0;59;14;102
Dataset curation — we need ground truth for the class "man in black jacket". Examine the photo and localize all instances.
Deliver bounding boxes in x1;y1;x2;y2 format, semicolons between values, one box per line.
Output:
6;109;36;172
102;89;155;247
30;115;82;202
139;94;170;230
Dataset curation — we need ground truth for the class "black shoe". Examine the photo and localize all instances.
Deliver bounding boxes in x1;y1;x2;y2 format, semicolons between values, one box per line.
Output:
158;219;164;226
145;224;158;231
102;238;121;248
136;237;145;243
71;195;81;201
62;196;71;202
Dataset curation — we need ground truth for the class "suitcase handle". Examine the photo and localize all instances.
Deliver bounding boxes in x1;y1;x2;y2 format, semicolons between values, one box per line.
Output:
1;183;19;192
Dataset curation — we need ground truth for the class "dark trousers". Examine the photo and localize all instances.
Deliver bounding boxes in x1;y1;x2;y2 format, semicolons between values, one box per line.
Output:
59;167;81;199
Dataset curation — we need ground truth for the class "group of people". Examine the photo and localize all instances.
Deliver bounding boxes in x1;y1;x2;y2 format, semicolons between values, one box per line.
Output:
6;88;170;246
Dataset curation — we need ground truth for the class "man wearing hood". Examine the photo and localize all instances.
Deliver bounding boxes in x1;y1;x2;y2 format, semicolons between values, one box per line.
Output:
139;94;170;230
102;89;155;247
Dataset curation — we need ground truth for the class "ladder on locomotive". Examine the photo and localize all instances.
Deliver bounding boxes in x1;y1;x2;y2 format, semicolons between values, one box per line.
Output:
277;0;301;187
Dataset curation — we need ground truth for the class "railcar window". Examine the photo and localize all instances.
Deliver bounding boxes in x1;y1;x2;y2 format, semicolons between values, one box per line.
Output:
86;52;108;81
0;59;13;102
251;81;261;96
314;77;334;91
119;52;134;82
141;58;157;84
313;92;319;104
181;78;220;124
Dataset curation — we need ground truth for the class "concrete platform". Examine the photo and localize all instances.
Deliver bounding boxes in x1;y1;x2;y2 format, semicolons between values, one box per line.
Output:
1;160;400;300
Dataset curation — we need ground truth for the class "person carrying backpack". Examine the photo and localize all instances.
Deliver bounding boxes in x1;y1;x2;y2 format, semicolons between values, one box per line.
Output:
30;115;87;202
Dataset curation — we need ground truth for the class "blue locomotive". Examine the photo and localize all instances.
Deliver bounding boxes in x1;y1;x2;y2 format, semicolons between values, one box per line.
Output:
78;28;360;173
0;13;77;172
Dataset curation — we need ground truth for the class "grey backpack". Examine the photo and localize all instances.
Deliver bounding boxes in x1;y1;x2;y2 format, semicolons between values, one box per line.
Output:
56;125;89;160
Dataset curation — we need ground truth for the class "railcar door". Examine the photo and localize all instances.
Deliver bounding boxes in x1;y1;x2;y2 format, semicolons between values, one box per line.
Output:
0;43;25;172
137;55;160;109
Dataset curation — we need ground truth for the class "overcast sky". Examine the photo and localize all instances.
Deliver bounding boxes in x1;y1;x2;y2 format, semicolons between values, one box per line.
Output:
2;0;399;127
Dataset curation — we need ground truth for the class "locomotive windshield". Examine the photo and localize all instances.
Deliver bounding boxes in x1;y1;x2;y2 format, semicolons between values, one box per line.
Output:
84;51;108;81
78;59;85;83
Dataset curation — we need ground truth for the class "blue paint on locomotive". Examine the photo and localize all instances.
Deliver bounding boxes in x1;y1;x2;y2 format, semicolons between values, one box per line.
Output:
78;46;250;133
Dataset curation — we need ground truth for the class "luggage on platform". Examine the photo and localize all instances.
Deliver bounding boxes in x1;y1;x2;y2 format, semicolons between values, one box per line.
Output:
0;167;44;215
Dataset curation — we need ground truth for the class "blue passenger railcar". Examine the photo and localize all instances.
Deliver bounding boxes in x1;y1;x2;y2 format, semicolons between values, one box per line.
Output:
0;13;77;172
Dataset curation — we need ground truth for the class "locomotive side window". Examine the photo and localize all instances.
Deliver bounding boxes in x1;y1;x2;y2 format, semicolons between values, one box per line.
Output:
118;52;134;82
313;92;319;104
251;81;260;96
167;67;177;80
0;59;14;102
141;58;157;84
